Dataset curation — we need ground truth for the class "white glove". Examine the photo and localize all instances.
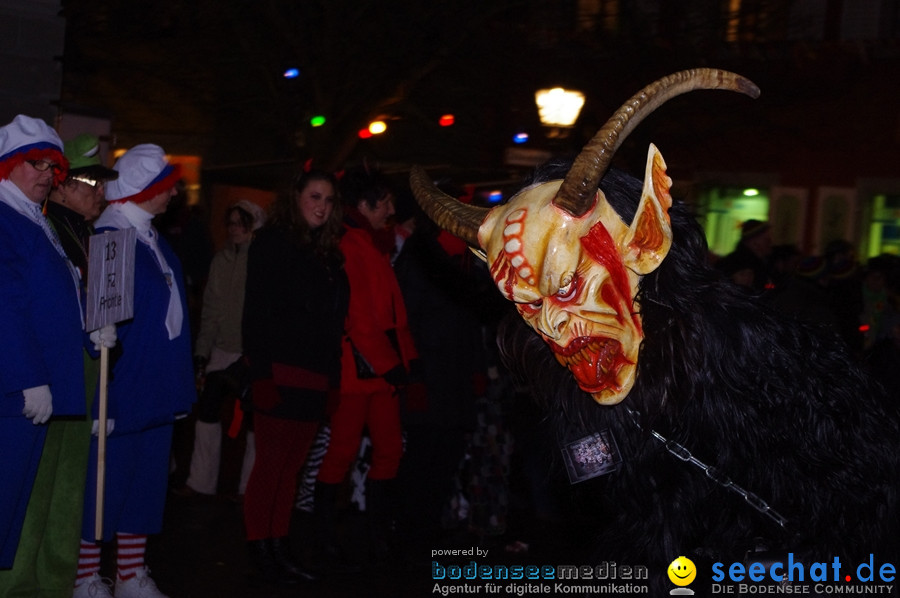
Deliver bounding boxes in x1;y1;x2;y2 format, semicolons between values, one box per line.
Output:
22;385;53;425
90;324;117;350
91;419;115;436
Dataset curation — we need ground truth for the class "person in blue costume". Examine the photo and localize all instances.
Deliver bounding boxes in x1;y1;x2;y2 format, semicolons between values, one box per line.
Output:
0;128;119;598
73;144;195;598
0;115;90;582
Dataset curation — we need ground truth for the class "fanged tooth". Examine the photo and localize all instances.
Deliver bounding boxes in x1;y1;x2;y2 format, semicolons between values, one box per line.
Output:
574;348;588;364
572;348;584;365
555;353;567;367
584;345;598;364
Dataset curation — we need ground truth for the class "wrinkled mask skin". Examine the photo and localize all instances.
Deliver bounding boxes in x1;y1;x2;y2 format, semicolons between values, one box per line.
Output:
478;145;673;404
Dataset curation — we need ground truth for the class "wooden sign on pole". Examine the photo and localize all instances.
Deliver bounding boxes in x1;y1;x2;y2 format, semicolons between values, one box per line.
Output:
85;228;136;540
86;228;136;332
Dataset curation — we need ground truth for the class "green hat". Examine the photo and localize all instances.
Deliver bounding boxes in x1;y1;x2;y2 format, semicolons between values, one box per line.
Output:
63;133;118;182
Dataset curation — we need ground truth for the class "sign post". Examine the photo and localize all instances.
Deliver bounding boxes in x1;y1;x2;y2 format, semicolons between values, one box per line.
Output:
85;228;135;540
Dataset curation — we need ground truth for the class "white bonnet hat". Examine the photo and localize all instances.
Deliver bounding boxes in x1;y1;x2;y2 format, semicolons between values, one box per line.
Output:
0;115;67;183
106;143;180;203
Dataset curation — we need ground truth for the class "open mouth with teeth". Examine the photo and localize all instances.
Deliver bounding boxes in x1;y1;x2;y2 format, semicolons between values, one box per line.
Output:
550;336;632;393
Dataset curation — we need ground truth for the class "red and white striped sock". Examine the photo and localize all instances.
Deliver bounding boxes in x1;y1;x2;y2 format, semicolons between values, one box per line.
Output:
75;539;102;586
116;532;147;580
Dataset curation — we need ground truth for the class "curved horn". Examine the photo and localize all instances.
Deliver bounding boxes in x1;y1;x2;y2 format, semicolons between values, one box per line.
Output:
409;165;489;246
555;68;760;217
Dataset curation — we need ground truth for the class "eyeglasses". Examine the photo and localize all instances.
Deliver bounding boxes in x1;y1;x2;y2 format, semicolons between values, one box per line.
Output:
26;159;63;175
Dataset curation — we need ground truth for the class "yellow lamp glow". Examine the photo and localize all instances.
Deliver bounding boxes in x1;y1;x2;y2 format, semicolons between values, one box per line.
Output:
535;88;585;127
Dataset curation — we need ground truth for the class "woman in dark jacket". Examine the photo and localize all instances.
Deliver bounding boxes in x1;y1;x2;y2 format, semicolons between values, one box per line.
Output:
241;169;348;586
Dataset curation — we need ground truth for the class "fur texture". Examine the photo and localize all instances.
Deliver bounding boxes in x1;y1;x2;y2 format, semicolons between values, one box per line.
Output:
497;163;900;590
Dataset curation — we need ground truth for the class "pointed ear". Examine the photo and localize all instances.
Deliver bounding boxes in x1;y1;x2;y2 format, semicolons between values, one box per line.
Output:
621;144;673;275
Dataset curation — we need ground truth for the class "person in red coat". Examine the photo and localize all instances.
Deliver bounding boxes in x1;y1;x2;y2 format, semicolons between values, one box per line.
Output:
315;168;421;568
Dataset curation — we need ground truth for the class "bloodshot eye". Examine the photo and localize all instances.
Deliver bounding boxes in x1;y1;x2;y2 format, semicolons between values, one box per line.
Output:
519;298;543;314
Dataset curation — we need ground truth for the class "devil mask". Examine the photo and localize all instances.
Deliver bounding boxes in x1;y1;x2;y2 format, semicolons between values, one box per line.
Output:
411;69;759;405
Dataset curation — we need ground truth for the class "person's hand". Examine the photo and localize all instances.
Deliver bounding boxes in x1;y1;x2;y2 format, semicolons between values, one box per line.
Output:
90;324;117;350
91;418;115;436
193;355;208;390
22;385;53;424
382;364;409;387
193;355;209;377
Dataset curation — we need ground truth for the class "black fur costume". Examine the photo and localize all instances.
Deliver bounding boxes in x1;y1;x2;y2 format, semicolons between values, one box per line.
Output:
498;161;900;594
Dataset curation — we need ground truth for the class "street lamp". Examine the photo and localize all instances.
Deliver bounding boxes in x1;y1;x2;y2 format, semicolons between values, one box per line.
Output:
535;87;585;138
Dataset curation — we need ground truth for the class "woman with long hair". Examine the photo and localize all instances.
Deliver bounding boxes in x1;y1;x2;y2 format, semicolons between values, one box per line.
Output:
240;169;348;586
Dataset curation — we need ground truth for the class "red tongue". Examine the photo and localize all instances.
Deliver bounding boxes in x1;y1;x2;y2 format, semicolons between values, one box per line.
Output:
570;357;603;388
566;340;629;391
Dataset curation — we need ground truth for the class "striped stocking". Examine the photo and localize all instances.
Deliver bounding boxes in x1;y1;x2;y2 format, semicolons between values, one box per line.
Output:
75;539;102;585
116;532;147;580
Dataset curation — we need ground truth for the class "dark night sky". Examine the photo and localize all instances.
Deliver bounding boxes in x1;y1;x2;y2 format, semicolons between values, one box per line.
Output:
58;1;900;190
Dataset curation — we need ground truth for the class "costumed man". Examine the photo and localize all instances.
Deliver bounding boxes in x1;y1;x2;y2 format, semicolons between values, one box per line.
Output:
47;133;118;277
411;69;899;593
73;144;195;598
0;116;104;595
0;133;119;598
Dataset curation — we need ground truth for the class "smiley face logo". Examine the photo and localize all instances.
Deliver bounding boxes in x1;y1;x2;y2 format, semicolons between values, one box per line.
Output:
667;556;696;586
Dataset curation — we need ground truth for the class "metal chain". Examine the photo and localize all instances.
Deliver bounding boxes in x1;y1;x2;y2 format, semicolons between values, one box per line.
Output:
626;408;790;530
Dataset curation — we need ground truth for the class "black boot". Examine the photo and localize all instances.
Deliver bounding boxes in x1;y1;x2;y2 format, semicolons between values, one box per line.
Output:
313;481;360;573
270;536;319;581
246;538;299;586
365;479;396;568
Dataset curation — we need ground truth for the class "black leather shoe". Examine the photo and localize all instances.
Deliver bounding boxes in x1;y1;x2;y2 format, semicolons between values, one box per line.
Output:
270;537;320;582
247;539;299;586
